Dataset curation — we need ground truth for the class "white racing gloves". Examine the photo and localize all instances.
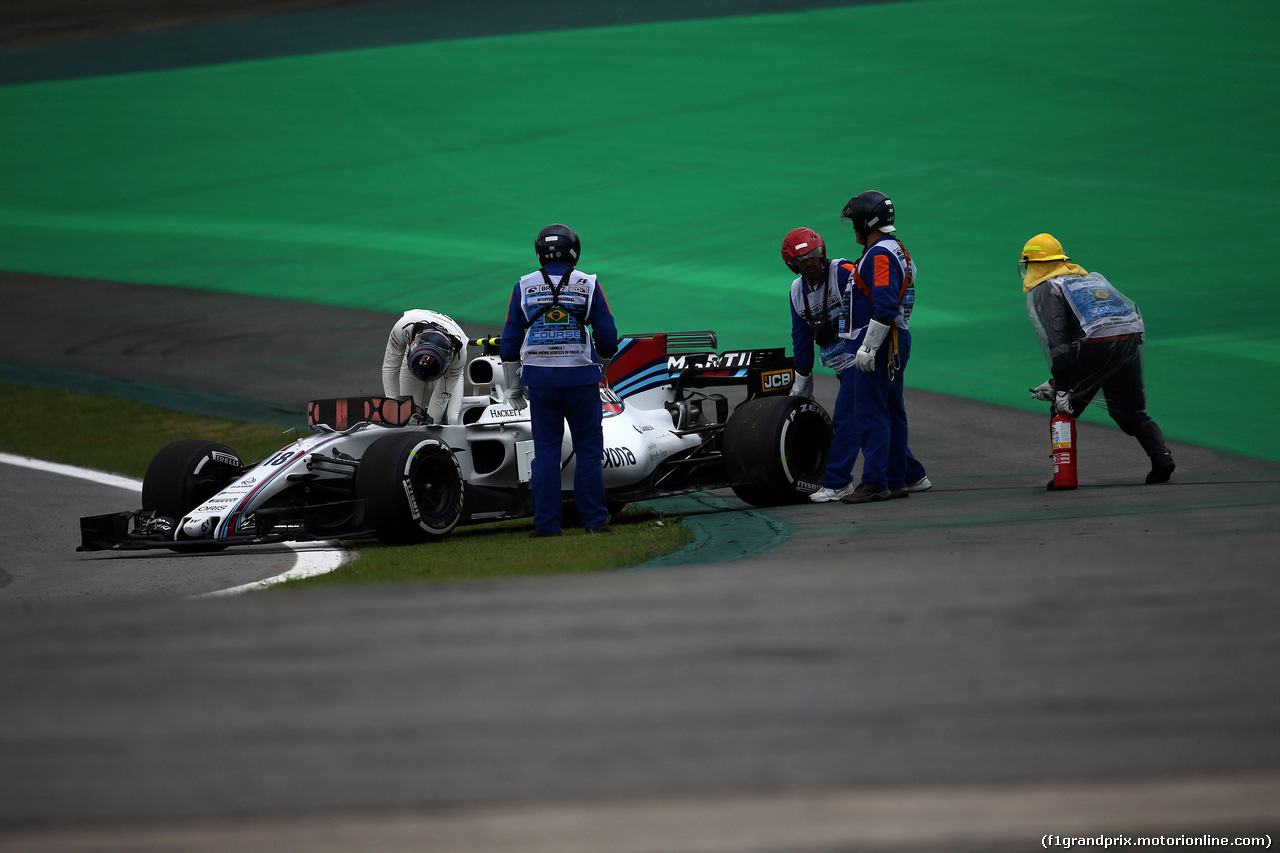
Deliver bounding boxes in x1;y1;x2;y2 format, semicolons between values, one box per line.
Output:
1029;380;1054;402
502;360;528;412
790;371;814;398
855;319;891;373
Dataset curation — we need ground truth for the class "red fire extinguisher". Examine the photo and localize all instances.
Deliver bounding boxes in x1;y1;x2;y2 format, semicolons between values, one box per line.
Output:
1050;412;1078;490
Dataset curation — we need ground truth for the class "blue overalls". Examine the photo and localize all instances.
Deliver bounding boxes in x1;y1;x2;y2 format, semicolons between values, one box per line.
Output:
501;262;619;532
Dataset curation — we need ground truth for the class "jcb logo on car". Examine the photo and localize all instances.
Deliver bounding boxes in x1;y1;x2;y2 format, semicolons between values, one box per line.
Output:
761;370;793;391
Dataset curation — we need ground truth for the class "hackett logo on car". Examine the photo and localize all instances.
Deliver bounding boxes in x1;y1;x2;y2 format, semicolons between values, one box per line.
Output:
761;369;793;391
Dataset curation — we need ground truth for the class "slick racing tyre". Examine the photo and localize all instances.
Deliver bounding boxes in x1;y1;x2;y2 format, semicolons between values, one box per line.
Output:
721;395;832;507
142;440;243;520
141;440;243;552
357;433;465;544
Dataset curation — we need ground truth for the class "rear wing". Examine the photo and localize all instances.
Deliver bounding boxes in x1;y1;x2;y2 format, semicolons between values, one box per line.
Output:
606;331;797;400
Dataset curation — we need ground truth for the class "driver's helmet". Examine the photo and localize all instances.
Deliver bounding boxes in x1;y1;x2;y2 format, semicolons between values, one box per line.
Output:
781;227;826;273
408;328;454;382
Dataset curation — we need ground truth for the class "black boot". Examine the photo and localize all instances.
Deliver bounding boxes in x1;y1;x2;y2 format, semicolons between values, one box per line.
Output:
1133;419;1175;484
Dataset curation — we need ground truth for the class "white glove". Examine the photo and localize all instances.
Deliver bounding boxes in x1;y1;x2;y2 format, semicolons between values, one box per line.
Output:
502;360;528;412
1053;390;1074;416
1029;380;1054;402
855;320;891;373
790;371;814;398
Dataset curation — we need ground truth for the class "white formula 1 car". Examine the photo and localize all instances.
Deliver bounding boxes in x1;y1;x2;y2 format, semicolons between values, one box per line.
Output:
78;331;832;551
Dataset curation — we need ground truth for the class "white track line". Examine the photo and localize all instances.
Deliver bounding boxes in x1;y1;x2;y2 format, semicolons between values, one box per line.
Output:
0;451;145;492
1;452;351;595
195;543;351;597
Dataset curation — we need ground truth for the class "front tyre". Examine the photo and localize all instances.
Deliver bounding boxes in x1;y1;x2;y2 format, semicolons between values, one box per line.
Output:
722;396;832;507
142;440;243;519
357;433;465;544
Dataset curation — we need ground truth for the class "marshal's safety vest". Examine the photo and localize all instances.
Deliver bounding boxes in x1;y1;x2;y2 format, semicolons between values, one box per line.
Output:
789;259;848;329
1049;272;1144;340
515;267;600;369
791;259;856;373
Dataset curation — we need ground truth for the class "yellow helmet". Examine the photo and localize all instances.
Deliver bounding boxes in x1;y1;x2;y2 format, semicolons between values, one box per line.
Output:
1019;233;1087;292
1021;233;1069;264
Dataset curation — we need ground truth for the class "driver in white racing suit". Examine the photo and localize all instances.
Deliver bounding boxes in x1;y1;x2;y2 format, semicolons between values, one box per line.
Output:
381;309;468;424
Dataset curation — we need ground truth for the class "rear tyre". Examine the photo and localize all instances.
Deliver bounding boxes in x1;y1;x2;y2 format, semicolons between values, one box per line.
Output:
721;396;831;507
357;433;465;544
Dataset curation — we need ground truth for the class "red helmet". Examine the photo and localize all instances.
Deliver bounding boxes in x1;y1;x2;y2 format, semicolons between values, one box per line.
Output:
781;227;826;272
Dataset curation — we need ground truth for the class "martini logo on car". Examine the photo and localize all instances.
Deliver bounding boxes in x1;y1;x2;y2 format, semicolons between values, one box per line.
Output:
666;351;755;370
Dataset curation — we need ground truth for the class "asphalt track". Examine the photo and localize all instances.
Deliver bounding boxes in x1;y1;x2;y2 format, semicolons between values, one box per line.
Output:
2;271;1280;852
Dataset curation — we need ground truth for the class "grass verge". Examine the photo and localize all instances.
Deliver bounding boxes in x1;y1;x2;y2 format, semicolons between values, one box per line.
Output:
2;381;695;581
0;383;293;478
282;509;688;587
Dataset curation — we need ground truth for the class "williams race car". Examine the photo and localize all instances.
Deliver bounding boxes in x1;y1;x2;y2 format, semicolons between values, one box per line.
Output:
78;331;832;552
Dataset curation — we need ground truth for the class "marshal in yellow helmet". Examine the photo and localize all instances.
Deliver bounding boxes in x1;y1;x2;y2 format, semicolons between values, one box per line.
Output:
1019;233;1087;292
1021;233;1070;262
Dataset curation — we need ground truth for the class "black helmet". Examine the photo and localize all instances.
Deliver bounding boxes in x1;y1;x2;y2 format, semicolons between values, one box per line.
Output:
408;328;454;382
535;223;581;266
841;191;896;236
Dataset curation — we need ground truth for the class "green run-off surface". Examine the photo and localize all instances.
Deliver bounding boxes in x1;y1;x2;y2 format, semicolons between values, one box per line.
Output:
2;0;1277;458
